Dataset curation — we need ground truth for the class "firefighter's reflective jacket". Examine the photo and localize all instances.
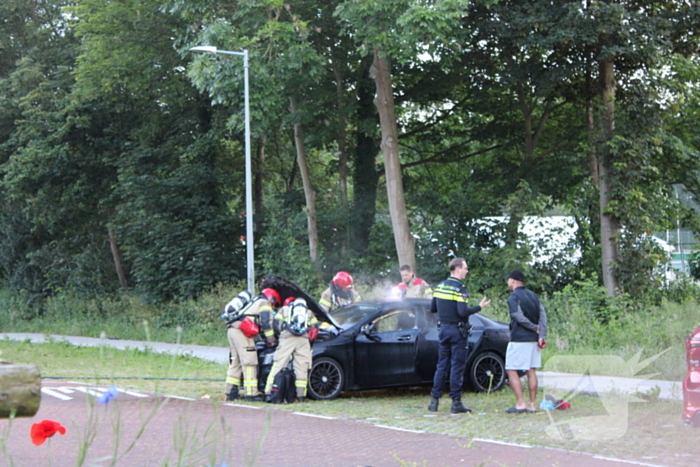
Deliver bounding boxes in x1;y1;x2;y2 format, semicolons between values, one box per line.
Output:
230;296;276;345
319;286;361;312
398;277;433;299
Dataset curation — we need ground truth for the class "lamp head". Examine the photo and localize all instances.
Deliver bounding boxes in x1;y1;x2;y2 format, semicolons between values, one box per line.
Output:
189;46;218;55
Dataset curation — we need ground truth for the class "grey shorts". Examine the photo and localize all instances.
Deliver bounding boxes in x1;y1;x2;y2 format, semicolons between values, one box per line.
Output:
505;342;541;370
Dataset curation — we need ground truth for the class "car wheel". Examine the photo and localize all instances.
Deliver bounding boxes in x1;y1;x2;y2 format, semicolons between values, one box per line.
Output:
468;351;506;393
308;357;344;400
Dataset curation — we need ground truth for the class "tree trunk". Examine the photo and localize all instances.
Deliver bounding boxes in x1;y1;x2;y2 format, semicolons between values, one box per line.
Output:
598;57;621;296
586;103;599;188
289;94;319;263
351;59;380;258
517;83;535;163
0;361;41;418
108;227;128;291
370;48;415;270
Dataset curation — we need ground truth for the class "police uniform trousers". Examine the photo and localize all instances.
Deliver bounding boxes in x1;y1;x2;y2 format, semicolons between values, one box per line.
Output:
225;325;260;397
430;324;468;401
264;330;311;399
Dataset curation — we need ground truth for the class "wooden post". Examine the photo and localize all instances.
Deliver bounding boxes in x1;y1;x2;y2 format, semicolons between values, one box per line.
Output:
0;360;41;418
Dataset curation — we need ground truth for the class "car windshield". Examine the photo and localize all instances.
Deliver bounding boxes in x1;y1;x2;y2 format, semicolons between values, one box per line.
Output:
330;303;379;329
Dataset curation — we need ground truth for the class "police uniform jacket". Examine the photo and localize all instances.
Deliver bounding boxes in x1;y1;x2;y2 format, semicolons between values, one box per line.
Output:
431;277;481;325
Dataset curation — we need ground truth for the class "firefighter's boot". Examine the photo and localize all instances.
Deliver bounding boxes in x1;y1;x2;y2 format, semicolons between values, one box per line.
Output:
243;395;264;402
225;386;240;401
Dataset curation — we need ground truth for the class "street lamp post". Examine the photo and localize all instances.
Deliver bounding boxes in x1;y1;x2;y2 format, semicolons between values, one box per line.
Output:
190;46;254;293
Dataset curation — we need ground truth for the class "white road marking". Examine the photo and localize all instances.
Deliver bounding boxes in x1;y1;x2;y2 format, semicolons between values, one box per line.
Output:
292;412;336;420
472;438;533;448
375;425;425;434
592;455;666;467
40;385;148;401
41;388;73;400
224;403;262;409
70;386;104;397
473;437;662;466
114;388;148;398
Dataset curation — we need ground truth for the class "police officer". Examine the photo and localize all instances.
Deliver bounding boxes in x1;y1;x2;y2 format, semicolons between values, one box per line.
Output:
428;258;491;413
264;297;319;402
397;264;433;298
319;271;360;312
225;287;280;401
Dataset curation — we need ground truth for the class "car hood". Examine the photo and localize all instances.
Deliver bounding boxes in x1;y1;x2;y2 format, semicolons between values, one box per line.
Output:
259;275;341;330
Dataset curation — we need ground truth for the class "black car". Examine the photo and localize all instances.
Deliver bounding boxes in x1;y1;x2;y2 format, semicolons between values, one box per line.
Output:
259;276;512;401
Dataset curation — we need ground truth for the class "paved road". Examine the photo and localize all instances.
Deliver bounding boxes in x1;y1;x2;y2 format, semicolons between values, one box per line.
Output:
2;379;654;467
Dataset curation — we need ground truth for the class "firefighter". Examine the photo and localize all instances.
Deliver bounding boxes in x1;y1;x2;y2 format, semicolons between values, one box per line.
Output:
224;287;280;401
397;264;433;299
319;271;361;312
264;297;319;402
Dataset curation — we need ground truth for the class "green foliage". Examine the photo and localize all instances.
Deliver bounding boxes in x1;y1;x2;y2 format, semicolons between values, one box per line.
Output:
0;0;247;303
0;285;234;345
257;192;323;294
688;247;700;281
661;272;700;304
543;277;700;381
1;0;699;306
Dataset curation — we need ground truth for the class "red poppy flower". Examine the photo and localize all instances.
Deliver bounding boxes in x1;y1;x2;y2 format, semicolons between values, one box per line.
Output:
30;420;67;446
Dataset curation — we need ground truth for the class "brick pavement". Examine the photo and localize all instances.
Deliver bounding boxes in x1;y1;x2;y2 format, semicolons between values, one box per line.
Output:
0;380;663;467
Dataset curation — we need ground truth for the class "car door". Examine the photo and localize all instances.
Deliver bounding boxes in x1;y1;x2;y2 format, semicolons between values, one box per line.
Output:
415;303;439;381
353;305;422;387
466;314;486;359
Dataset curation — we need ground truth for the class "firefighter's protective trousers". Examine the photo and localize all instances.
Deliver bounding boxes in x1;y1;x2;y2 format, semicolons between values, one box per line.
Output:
264;331;311;399
225;325;260;397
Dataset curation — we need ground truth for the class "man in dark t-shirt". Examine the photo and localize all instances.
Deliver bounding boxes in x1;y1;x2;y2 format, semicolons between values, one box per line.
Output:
504;270;547;414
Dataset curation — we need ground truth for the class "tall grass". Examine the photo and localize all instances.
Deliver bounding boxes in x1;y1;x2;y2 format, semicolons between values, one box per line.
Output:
0;284;237;346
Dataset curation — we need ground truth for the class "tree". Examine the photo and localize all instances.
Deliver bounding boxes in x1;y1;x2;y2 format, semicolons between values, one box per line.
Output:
71;0;244;300
576;0;700;295
335;0;472;271
454;0;700;297
0;0;244;301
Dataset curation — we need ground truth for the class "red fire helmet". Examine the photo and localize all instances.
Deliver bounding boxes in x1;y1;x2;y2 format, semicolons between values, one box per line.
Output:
261;288;281;306
332;271;354;289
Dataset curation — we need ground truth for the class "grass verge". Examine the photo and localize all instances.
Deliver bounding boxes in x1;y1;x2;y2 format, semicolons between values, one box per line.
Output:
0;339;224;399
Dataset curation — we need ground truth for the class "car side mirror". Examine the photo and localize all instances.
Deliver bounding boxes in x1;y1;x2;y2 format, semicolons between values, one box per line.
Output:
360;323;381;341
